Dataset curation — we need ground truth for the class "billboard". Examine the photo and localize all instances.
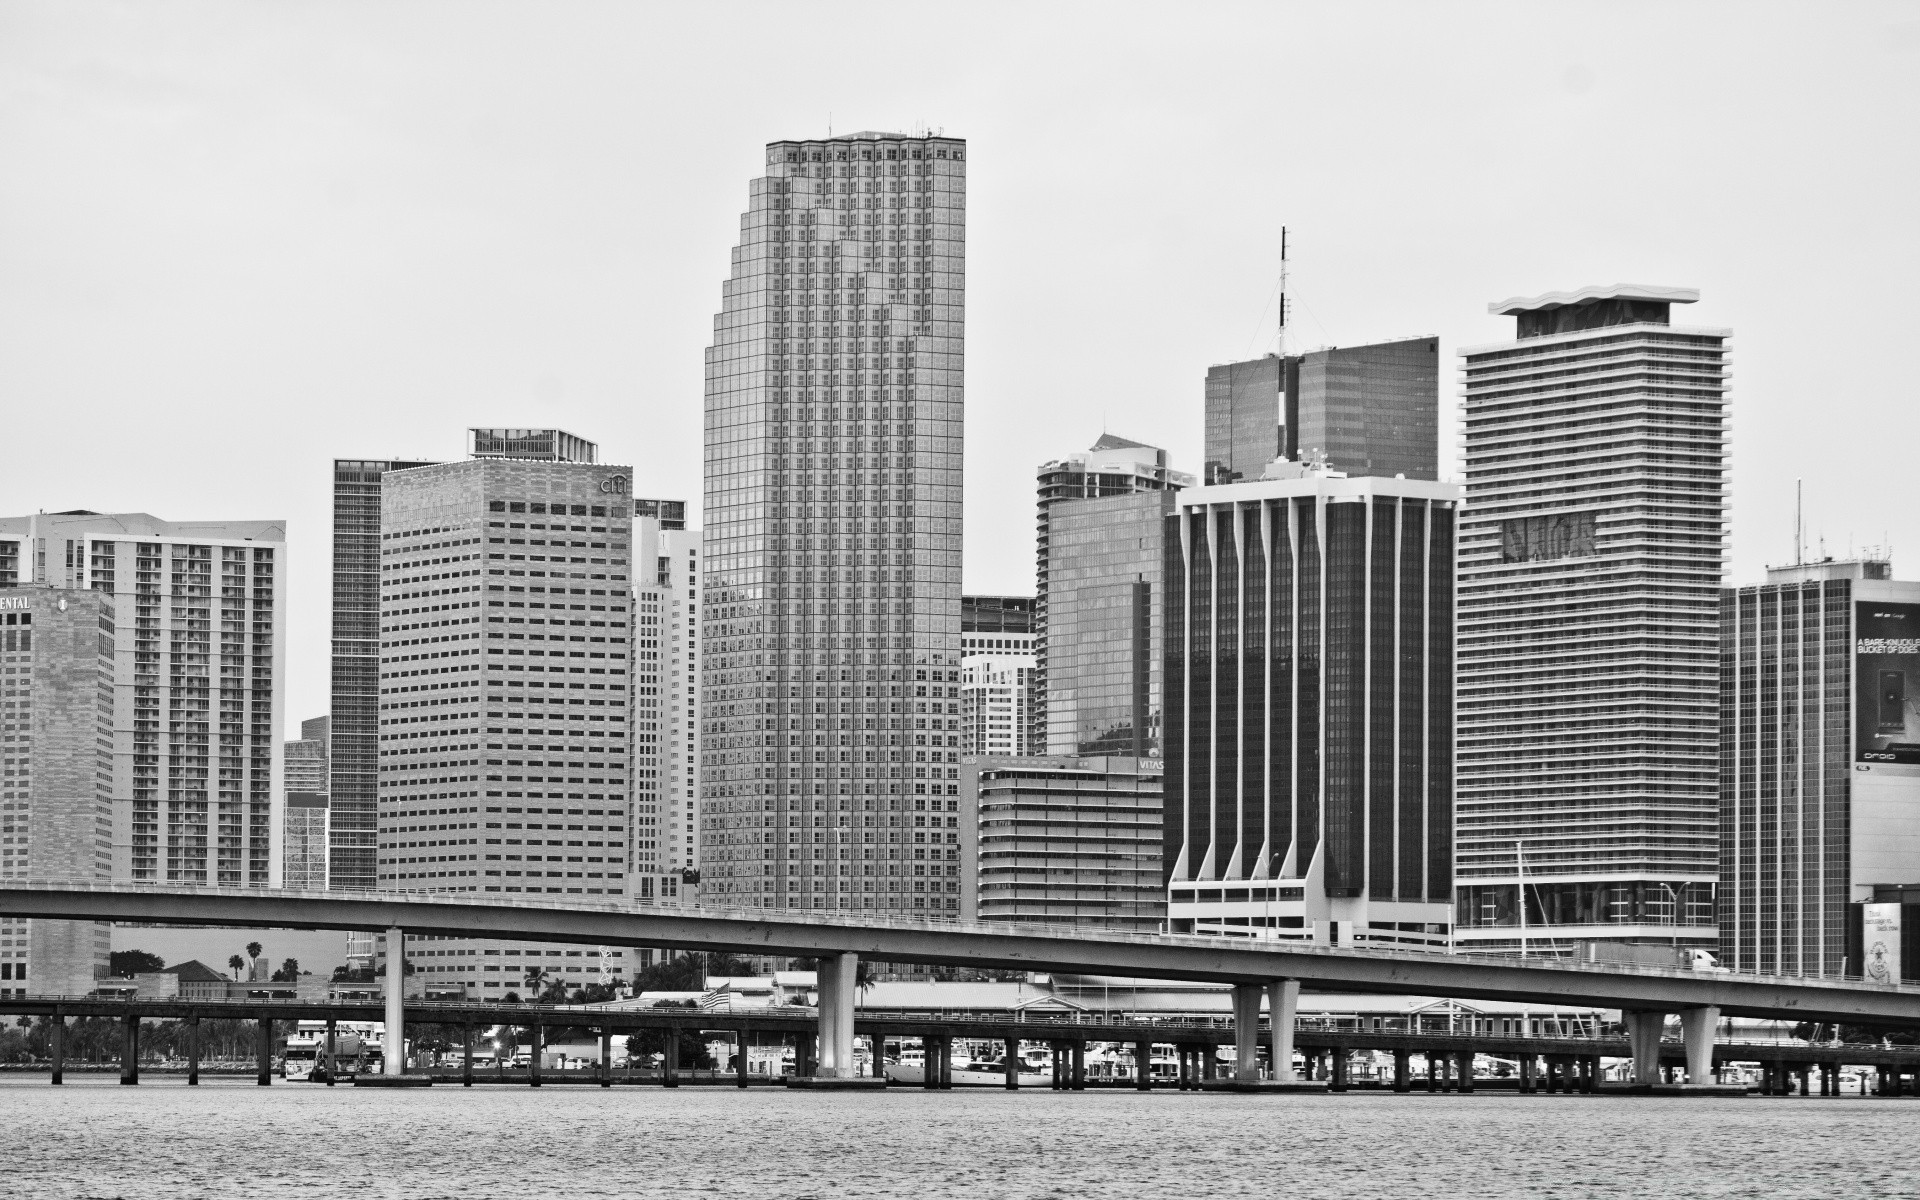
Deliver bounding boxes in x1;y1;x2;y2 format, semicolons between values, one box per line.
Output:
1863;903;1903;984
1856;602;1920;764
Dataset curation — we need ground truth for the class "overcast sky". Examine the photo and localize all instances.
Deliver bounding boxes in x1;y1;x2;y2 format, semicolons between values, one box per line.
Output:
3;1;1917;734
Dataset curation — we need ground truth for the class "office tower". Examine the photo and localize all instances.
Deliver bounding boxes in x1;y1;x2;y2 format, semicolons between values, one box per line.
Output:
372;456;636;997
1203;338;1440;485
960;595;1033;648
285;722;328;793
1163;464;1459;949
960;655;1035;756
1720;557;1920;978
1035;436;1192;757
0;511;286;888
970;754;1164;929
0;588;115;996
282;792;329;890
1454;285;1728;954
700;131;967;915
331;458;436;891
630;498;702;904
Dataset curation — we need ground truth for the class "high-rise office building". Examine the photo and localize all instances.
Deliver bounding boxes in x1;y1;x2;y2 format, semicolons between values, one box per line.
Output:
1204;338;1440;486
332;458;436;891
285;721;328;794
970;754;1164;930
700;131;967;915
961;595;1033;648
283;792;329;891
0;588;115;996
1162;465;1459;949
1454;285;1728;954
960;654;1035;757
1720;558;1920;977
0;511;286;888
372;456;637;997
630;498;701;903
1035;436;1191;758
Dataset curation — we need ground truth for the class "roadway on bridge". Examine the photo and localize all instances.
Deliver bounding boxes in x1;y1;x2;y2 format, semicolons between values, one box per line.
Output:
4;881;1917;1027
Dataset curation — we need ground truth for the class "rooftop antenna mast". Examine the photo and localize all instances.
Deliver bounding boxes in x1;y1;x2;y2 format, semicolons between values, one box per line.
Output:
1276;226;1290;357
1796;478;1804;566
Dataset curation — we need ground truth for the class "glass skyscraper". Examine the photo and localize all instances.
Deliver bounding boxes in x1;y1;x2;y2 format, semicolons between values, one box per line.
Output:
700;132;967;915
1454;285;1728;954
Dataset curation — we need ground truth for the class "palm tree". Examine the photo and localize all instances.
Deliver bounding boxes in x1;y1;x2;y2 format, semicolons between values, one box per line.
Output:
523;965;548;998
227;954;245;981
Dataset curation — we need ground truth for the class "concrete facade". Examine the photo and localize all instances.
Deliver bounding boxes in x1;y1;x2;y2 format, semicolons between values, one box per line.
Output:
0;588;115;995
630;501;701;903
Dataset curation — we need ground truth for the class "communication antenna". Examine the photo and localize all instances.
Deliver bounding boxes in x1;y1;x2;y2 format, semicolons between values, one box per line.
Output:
1795;478;1804;566
1276;226;1290;357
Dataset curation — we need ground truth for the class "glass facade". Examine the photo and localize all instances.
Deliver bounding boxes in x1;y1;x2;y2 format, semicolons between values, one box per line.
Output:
1163;475;1457;949
1205;338;1439;485
700;133;966;915
1456;288;1728;953
332;459;435;890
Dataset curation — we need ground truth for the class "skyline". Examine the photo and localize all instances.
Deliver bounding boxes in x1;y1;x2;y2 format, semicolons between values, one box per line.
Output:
4;3;1919;734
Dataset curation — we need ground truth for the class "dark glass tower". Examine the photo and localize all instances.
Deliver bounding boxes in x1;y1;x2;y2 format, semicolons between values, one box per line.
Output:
1163;468;1458;949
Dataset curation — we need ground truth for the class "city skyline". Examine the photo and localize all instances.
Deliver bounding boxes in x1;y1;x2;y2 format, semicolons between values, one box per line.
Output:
6;8;1915;733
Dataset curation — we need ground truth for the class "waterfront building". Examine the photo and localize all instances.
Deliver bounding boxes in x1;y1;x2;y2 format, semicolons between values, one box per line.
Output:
1035;436;1191;758
1203;338;1440;486
372;454;636;996
0;511;286;889
283;791;330;891
1454;285;1729;955
960;655;1035;757
0;587;116;996
331;458;437;891
1720;557;1920;977
630;498;702;904
1163;464;1459;949
969;754;1164;930
699;131;967;915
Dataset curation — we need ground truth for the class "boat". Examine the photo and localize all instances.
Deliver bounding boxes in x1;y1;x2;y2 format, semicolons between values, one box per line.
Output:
885;1052;1051;1087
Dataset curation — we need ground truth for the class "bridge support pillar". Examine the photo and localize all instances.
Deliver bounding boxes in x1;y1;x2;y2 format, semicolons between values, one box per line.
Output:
1006;1038;1021;1089
531;1024;545;1087
813;951;860;1080
186;1015;199;1085
1623;1010;1663;1085
598;1028;611;1088
1329;1047;1349;1093
1424;1051;1438;1092
1680;1006;1718;1085
383;926;405;1078
1232;983;1263;1083
1071;1040;1086;1090
1457;1051;1475;1094
740;1029;754;1088
938;1037;953;1089
1134;1040;1151;1090
120;1014;139;1085
324;1015;337;1086
49;1011;63;1086
257;1012;273;1085
1517;1053;1534;1094
1794;1064;1810;1097
1393;1049;1410;1093
464;1024;475;1087
871;1034;886;1080
1267;979;1299;1083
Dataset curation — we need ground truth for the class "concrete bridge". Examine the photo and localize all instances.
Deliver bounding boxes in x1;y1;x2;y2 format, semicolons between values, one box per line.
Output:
5;881;1919;1090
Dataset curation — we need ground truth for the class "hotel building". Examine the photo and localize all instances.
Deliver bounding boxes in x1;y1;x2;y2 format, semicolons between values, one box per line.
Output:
700;131;967;915
1721;558;1920;977
1035;436;1191;757
1163;465;1459;949
0;588;115;996
1454;285;1729;954
0;510;285;889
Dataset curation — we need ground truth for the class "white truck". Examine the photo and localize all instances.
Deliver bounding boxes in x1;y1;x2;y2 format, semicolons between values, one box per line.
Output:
1570;941;1728;972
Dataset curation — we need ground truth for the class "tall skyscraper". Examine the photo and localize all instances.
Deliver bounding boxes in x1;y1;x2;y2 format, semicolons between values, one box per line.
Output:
1454;285;1728;954
285;718;329;793
1720;557;1920;977
1162;465;1459;949
700;131;967;915
1204;338;1440;485
0;511;285;889
630;498;701;902
370;456;638;997
331;458;435;890
1034;436;1191;757
0;588;115;996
